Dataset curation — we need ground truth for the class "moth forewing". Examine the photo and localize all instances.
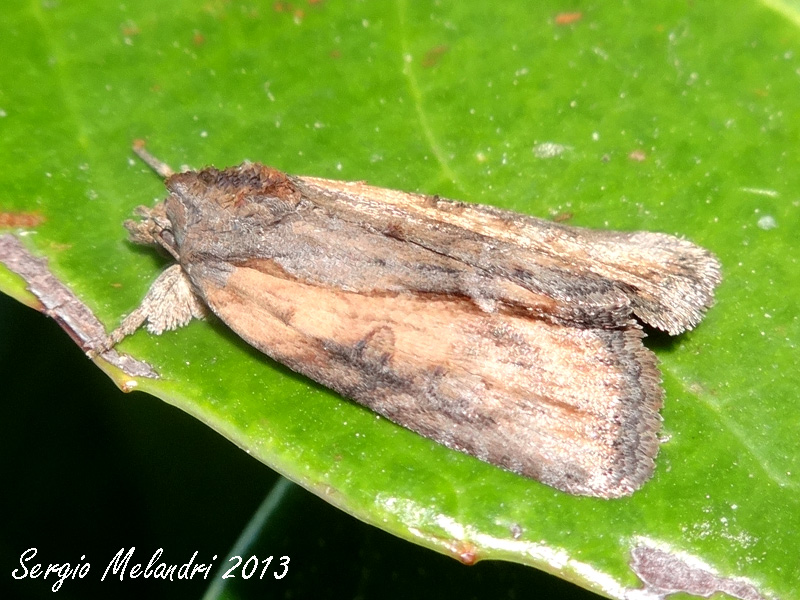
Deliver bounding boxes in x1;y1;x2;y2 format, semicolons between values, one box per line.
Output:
295;176;721;334
106;145;721;498
194;261;662;498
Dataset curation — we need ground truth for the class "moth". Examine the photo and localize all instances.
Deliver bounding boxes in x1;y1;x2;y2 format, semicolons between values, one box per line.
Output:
102;142;721;498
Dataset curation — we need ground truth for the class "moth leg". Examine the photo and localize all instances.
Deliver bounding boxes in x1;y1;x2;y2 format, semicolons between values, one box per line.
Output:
91;264;207;356
132;139;175;178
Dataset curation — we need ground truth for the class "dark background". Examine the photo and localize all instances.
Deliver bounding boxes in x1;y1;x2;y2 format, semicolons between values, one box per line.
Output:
1;292;601;599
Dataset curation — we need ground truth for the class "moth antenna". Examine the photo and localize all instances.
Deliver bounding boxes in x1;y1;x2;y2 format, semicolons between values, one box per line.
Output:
132;139;175;178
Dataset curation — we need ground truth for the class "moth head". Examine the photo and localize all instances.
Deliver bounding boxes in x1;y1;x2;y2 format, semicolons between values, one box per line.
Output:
165;165;301;216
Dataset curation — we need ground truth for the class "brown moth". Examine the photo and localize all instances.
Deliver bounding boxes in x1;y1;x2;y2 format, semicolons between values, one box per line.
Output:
102;142;721;498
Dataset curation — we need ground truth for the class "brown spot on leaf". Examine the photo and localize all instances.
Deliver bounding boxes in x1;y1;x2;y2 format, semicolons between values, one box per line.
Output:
554;12;583;25
120;21;140;37
0;211;46;228
422;45;449;68
631;545;766;600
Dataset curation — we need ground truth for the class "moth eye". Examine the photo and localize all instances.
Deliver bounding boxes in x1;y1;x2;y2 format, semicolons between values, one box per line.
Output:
160;229;176;247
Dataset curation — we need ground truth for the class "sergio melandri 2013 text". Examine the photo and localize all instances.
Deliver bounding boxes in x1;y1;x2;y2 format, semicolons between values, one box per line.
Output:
12;546;290;592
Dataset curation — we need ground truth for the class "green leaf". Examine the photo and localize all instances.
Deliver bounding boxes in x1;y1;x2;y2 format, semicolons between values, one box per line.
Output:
2;1;798;598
